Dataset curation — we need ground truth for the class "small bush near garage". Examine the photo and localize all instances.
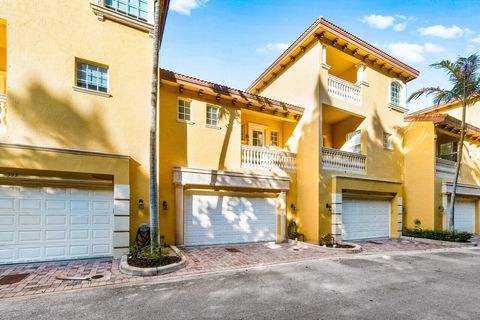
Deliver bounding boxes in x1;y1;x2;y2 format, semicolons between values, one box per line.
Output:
127;245;181;268
403;227;472;242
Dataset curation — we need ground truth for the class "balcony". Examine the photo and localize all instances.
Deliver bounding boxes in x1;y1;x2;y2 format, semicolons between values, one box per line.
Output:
436;157;456;177
241;145;296;172
322;147;366;174
327;75;361;106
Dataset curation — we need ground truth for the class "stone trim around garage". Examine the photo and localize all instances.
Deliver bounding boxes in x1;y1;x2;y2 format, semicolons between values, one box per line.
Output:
397;197;403;236
113;184;130;258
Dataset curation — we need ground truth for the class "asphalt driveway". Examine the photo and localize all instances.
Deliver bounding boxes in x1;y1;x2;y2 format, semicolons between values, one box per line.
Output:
2;247;480;320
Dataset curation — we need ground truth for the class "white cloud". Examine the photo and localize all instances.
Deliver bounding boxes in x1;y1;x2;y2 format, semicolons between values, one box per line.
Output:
394;14;415;21
423;42;445;53
257;43;290;54
388;42;445;63
418;25;467;39
170;0;208;16
361;14;395;29
388;43;425;63
393;23;407;32
469;35;480;43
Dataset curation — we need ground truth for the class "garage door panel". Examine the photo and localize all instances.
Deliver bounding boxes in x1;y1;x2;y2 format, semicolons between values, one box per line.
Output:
0;185;114;264
185;193;278;246
454;200;475;233
342;198;390;241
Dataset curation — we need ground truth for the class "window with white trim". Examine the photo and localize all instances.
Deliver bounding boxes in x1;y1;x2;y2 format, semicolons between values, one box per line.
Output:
177;99;191;122
383;132;393;150
345;130;361;154
252;130;264;147
105;0;148;21
76;61;108;93
439;142;458;162
270;131;279;147
206;105;219;127
390;81;402;106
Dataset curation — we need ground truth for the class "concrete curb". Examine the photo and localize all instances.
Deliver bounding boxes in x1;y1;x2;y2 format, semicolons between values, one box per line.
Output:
400;236;478;247
119;245;186;276
287;239;363;254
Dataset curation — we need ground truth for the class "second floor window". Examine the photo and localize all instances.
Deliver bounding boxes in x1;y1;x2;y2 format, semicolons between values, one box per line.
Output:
270;131;279;147
345;130;361;154
439;142;458;162
206;105;219;127
178;99;191;122
105;0;148;21
390;81;401;106
383;133;393;150
76;62;108;93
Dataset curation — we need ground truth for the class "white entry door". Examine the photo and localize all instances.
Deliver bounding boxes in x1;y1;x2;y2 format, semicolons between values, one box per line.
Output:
454;200;475;233
342;198;391;240
0;184;114;264
184;192;278;246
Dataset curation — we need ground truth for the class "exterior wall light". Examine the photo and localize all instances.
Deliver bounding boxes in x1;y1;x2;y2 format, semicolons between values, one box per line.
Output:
163;200;168;211
138;199;144;210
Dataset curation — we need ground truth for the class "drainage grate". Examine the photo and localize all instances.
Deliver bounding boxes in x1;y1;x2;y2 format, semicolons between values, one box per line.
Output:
225;247;241;253
0;273;30;285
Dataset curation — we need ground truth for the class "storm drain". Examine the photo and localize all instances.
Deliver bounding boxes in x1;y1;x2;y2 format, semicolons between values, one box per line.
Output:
0;273;30;285
225;248;241;253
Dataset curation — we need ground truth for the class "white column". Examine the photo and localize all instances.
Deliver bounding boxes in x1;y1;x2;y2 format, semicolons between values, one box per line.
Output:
113;184;130;258
396;197;403;237
356;63;368;86
443;194;450;230
320;44;331;70
175;184;184;245
279;191;287;241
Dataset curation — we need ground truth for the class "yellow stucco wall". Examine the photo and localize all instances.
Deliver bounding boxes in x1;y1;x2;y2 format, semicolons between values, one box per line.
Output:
260;42;321;242
403;122;436;230
0;1;153;241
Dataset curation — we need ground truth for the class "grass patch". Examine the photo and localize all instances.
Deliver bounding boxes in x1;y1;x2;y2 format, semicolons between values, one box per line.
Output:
403;227;472;243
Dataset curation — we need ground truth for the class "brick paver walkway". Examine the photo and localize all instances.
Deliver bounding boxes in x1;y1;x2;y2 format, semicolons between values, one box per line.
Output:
0;239;463;299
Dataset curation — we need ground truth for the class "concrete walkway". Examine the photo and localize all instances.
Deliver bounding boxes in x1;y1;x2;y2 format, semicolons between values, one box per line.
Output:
2;247;480;319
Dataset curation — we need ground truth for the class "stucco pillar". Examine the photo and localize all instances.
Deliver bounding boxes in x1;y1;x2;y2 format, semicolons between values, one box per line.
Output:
443;194;450;230
175;184;184;245
279;191;287;241
396;197;403;237
331;193;342;243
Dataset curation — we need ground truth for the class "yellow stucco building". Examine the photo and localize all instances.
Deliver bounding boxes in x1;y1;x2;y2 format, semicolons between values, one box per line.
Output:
1;2;477;265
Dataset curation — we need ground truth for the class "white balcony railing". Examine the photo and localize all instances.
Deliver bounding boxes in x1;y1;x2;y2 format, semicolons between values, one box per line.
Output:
241;145;296;172
322;147;366;174
436;157;457;176
327;75;361;106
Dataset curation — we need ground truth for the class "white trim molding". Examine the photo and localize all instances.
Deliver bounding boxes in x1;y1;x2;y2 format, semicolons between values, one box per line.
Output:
173;167;290;191
442;181;480;197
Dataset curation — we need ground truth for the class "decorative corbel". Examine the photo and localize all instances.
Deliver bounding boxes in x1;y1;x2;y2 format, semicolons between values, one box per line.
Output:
179;85;184;93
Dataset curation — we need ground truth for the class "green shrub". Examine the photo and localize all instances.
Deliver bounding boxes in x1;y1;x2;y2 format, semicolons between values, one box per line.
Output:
403;227;472;242
129;245;172;260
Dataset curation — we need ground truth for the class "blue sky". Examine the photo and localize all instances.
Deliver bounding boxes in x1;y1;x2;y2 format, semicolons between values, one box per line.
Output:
162;0;480;111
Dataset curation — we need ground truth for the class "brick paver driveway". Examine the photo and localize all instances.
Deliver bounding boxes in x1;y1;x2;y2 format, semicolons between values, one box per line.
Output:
0;238;462;299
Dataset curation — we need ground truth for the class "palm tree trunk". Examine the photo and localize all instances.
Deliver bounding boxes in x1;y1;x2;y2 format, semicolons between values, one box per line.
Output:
449;100;467;231
149;0;161;250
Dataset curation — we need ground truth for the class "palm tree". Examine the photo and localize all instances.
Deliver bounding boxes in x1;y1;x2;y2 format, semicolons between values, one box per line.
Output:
408;54;480;231
148;0;167;250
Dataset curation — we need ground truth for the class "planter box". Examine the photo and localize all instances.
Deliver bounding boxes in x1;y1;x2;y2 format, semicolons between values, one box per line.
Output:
119;245;186;276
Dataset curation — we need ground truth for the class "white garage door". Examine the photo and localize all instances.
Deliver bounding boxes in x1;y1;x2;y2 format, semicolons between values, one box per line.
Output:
342;198;391;240
184;192;278;246
0;184;114;264
454;200;475;233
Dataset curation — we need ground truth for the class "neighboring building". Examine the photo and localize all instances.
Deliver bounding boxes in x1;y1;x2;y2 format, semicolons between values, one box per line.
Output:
0;0;162;263
247;17;419;243
404;102;480;234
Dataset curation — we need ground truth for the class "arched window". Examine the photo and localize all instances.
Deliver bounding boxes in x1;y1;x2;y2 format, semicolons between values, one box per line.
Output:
390;81;402;106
